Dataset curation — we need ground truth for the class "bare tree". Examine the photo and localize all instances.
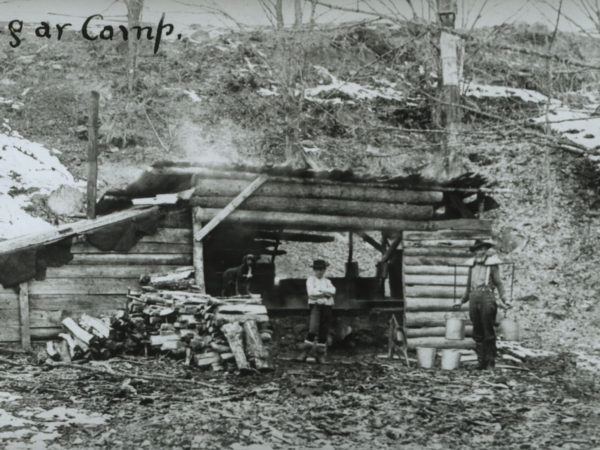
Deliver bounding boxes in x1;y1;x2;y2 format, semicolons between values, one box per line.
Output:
576;0;600;32
309;0;317;28
258;0;284;29
124;0;143;93
294;0;303;28
276;0;284;29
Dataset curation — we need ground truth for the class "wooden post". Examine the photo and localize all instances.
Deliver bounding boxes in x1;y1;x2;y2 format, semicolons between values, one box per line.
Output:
87;91;99;219
437;0;461;178
192;207;206;292
18;282;31;351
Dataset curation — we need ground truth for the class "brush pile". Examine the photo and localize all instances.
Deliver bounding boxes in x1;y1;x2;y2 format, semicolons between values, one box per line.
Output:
45;280;273;373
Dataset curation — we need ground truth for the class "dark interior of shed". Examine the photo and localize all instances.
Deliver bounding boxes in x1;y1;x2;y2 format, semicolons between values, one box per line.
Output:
202;224;403;310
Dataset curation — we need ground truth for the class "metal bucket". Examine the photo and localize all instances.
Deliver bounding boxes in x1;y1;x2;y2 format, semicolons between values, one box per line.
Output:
445;316;465;340
500;318;521;341
416;347;436;369
440;349;460;370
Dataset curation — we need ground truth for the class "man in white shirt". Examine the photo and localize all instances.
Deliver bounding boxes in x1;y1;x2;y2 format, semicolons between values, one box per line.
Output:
296;259;336;363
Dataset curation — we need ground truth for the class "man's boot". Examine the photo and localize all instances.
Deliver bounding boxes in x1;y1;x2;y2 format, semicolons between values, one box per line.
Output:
295;340;315;362
475;342;487;370
485;341;496;370
315;343;328;364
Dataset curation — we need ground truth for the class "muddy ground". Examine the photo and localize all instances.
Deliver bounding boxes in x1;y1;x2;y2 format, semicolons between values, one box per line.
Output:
0;348;598;450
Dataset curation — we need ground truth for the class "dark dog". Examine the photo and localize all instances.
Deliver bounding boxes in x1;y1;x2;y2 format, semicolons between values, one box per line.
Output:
221;254;258;296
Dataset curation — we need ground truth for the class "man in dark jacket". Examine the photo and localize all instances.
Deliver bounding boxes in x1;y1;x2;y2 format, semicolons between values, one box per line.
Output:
453;239;510;370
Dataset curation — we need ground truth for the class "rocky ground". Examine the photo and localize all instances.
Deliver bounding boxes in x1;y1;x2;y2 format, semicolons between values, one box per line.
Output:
0;349;598;449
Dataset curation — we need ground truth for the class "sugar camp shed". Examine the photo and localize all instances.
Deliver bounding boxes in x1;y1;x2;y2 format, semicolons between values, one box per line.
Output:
0;162;497;351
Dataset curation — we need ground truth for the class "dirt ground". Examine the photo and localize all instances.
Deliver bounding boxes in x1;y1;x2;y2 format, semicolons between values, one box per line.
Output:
0;347;599;450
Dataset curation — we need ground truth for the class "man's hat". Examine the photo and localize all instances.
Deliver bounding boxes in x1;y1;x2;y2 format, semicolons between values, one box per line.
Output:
312;259;329;270
469;239;494;252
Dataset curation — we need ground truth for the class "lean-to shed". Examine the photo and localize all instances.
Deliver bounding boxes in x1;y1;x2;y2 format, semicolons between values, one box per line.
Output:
0;163;497;350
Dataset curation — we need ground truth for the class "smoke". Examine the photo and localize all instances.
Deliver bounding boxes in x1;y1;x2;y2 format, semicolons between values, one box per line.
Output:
172;118;245;165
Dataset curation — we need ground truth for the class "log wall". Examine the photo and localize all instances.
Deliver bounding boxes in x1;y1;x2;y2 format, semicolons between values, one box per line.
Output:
403;227;492;349
11;218;193;343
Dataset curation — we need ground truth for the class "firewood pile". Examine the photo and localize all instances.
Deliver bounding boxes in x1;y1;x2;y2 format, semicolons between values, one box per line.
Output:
45;268;273;373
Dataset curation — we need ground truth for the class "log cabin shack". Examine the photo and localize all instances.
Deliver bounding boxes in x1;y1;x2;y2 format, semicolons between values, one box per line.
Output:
0;162;498;353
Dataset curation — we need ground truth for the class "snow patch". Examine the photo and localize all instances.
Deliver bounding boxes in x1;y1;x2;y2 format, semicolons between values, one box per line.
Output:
0;130;81;239
464;83;556;105
184;90;202;103
258;66;403;104
303;67;403;104
533;107;600;150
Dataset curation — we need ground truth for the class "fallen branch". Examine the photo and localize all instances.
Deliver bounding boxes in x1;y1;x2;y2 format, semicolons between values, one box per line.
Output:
43;360;218;389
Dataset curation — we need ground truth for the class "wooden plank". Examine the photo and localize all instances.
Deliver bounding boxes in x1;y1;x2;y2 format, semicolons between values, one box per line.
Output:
71;242;192;254
0;309;21;322
403;239;474;248
195;209;492;233
404;265;469;275
0;206;158;256
405;285;466;299
30;307;124;328
405;274;468;286
192;196;434;220
404;230;491;240
405;298;468;311
28;278;137;295
404;247;472;258
71;254;193;265
405;256;472;266
407;337;475;349
195;175;269;243
138;228;192;244
406;311;471;327
406;326;473;338
30;295;128;311
0;296;18;310
0;288;19;309
45;265;186;278
0;325;21;342
255;231;335;243
18;283;30;351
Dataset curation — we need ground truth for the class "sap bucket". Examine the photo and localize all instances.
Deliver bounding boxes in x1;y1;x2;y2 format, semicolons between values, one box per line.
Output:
440;349;460;371
416;347;436;369
500;316;521;342
445;314;465;340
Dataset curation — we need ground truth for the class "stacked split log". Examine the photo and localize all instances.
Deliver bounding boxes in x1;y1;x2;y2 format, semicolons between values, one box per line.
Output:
403;229;491;350
46;271;273;373
127;289;272;372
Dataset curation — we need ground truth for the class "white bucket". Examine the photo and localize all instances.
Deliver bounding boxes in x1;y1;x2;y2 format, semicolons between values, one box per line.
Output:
416;347;436;369
445;317;465;340
440;349;460;370
500;318;521;342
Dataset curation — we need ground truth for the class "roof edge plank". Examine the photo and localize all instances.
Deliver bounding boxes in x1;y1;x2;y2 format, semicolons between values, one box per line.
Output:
0;206;158;256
